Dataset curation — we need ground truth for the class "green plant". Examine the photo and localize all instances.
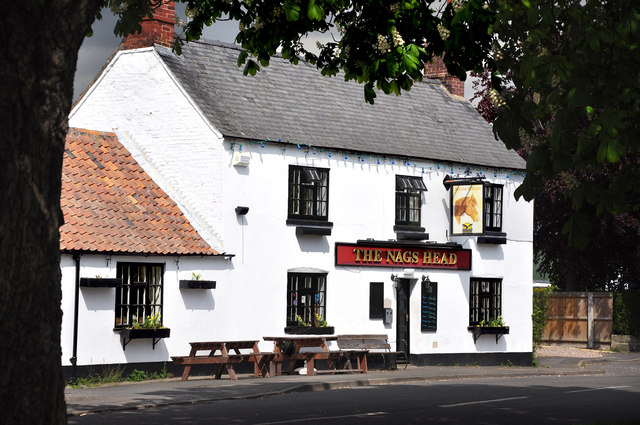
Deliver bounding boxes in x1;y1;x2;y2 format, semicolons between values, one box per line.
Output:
69;365;125;388
191;272;202;281
506;359;513;367
613;291;640;337
532;287;553;351
127;369;147;382
295;313;331;327
148;363;172;380
131;312;164;330
296;315;311;327
478;316;506;327
314;313;328;327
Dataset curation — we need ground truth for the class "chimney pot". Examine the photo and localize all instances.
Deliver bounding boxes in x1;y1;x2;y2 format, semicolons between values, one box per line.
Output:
122;0;175;49
424;56;465;98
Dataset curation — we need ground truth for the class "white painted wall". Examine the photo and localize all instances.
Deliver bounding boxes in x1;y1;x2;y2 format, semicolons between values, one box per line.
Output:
69;48;226;252
65;46;534;366
61;253;230;366
221;143;533;356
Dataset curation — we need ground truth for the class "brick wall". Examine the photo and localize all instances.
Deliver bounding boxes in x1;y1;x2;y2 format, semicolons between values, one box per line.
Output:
122;0;175;49
424;57;464;98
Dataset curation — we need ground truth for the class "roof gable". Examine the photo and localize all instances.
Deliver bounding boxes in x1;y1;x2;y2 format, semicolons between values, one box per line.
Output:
157;40;525;170
60;128;219;256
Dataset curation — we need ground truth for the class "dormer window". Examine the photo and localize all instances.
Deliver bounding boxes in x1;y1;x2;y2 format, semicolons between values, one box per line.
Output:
395;175;427;228
288;165;329;221
484;184;503;232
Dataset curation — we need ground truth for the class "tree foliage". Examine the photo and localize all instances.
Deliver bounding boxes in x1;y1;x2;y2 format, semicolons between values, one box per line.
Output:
473;64;640;291
108;0;497;103
490;0;640;247
109;0;640;246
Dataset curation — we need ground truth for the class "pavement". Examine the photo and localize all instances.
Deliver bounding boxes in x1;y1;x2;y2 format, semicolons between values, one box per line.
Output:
65;349;640;417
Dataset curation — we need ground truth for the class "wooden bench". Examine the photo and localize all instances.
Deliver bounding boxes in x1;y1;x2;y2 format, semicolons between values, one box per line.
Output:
313;350;369;374
335;334;408;370
264;336;368;375
171;340;276;381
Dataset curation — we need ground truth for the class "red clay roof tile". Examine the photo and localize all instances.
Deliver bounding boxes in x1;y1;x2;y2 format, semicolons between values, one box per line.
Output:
60;128;219;256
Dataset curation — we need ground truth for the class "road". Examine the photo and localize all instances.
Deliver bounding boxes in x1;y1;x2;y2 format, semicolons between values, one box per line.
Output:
69;373;640;425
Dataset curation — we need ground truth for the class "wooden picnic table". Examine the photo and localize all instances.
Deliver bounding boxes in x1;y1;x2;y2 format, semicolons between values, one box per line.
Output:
171;340;275;381
263;336;341;376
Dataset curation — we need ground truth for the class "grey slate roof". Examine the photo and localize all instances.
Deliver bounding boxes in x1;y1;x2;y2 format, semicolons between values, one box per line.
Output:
157;40;525;170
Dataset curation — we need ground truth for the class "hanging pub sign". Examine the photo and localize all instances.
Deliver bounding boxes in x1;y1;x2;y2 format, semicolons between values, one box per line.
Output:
451;183;484;235
335;243;471;270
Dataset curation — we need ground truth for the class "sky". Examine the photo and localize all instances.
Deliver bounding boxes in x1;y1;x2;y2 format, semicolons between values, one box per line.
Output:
74;4;239;101
74;5;335;101
74;4;474;102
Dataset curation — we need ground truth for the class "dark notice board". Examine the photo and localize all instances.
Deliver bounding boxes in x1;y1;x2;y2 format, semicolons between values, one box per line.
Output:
421;281;438;331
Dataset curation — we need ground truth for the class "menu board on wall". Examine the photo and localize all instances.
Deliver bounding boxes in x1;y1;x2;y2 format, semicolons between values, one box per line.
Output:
421;281;438;331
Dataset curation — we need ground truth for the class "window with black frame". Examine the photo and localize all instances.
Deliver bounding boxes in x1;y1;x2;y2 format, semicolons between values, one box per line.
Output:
469;278;502;326
288;165;329;221
395;175;427;227
286;273;326;326
115;263;164;328
484;184;503;232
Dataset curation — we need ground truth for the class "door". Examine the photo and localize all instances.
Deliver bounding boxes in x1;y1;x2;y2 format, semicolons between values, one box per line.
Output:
396;278;410;356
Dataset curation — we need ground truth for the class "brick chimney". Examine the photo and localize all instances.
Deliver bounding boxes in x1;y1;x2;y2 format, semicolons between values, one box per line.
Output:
424;56;465;98
122;0;175;49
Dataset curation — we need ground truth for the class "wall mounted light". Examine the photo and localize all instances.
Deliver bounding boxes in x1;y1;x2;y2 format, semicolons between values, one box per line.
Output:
235;206;249;215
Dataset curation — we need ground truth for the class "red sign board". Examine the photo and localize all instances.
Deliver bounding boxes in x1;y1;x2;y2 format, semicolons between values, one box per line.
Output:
335;243;471;270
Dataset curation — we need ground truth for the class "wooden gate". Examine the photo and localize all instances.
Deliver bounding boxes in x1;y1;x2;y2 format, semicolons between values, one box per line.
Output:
542;292;613;348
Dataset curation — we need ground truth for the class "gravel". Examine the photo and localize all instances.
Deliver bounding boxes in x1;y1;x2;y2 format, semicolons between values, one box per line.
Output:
536;345;608;358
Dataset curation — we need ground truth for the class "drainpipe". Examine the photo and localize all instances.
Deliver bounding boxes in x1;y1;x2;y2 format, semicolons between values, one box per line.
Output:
70;253;81;382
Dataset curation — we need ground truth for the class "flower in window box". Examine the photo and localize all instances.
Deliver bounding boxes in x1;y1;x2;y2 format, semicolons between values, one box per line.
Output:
131;312;165;330
477;316;506;328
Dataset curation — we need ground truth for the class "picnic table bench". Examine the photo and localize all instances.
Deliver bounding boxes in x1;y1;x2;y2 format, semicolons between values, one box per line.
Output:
335;334;408;370
171;340;276;381
264;336;369;376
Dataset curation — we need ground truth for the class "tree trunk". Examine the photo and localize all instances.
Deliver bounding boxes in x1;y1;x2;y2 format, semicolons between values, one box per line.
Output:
0;2;102;423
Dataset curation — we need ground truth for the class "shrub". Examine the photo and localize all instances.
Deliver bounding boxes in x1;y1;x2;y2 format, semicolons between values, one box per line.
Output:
532;287;552;351
613;291;640;337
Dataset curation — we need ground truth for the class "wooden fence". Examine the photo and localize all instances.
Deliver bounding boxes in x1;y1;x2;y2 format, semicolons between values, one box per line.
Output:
542;292;613;348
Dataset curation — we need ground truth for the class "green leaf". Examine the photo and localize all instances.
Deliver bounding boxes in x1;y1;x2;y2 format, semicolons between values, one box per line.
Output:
307;0;325;21
237;51;248;67
402;52;419;72
243;59;260;76
364;84;376;104
284;2;301;21
585;105;594;114
597;139;626;163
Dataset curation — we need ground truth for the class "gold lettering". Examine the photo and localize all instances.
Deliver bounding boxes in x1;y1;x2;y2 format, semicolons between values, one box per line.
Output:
423;251;432;264
433;253;441;263
412;252;419;264
440;253;449;265
374;250;382;263
402;251;413;263
386;250;396;263
363;249;373;262
449;253;457;265
353;249;363;262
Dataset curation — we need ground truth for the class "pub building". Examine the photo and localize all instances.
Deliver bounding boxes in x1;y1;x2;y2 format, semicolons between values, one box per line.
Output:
62;3;533;375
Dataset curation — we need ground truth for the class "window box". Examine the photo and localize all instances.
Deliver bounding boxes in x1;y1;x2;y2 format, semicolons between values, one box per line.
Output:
118;327;171;350
467;326;509;344
80;277;123;288
179;279;216;289
284;326;335;335
477;231;507;245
